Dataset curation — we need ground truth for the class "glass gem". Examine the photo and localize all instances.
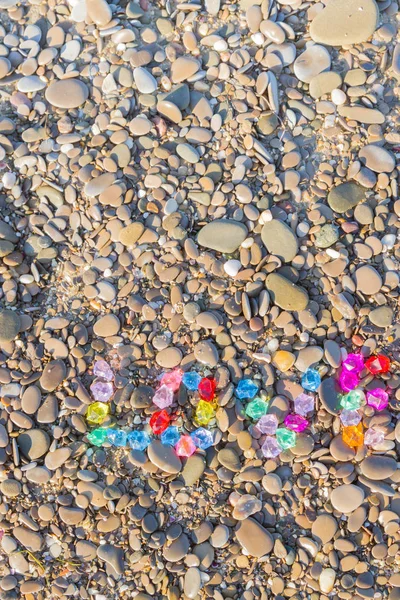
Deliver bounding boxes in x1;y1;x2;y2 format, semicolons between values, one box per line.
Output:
107;429;127;447
127;430;151;451
340;389;365;410
195;400;215;426
153;384;174;409
364;427;384;447
366;388;389;411
294;393;314;416
340;409;361;427
161;426;180;446
365;354;391;375
245;398;268;420
175;435;196;457
276;427;297;450
236;379;258;400
160;368;183;392
86;402;110;425
342;422;364;448
90;379;113;402
338;370;359;393
182;371;202;391
87;427;108;446
93;360;114;381
261;436;282;458
150;409;170;434
301;369;321;392
198;377;217;402
256;414;278;435
342;353;364;374
284;414;308;433
191;427;213;450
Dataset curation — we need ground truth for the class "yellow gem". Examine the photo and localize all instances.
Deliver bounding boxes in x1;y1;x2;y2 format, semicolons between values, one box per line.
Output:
342;423;364;448
195;400;215;426
86;402;110;425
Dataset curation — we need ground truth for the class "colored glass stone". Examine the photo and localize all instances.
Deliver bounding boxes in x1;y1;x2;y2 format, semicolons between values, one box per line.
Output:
86;402;110;425
340;409;361;427
342;353;364;374
236;379;258;400
90;379;113;402
261;436;282;458
276;427;297;450
301;369;321;392
198;377;217;402
365;354;391;375
364;427;384;447
191;427;213;450
160;368;183;392
175;435;196;457
161;426;180;446
338;370;359;392
366;388;389;411
284;414;308;433
153;384;174;409
182;371;202;391
340;389;365;410
256;414;278;435
93;360;114;381
195;400;215;426
87;427;108;446
294;393;314;416
245;398;268;420
127;430;151;451
342;422;364;448
150;409;170;434
107;429;127;447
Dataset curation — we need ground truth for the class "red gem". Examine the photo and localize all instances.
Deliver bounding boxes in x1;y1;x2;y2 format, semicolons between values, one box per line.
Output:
365;354;391;375
198;377;217;402
150;409;170;434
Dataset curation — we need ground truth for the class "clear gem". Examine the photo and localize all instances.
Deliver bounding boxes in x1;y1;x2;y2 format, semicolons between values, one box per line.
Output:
294;393;314;416
342;353;364;374
175;435;196;457
191;427;213;450
182;371;202;391
90;379;113;402
340;389;365;410
160;368;183;392
301;369;321;392
87;427;108;446
261;436;282;458
276;427;297;450
340;409;361;426
161;426;180;446
93;360;114;381
232;494;262;520
366;388;389;411
86;402;110;425
195;400;215;426
284;414;308;433
339;370;359;392
107;429;127;447
364;427;384;447
245;398;268;420
256;414;278;435
153;384;174;408
236;379;258;399
127;430;151;451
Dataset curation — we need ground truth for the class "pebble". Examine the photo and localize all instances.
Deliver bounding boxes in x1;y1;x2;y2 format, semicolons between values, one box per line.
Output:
17;429;50;460
147;440;182;474
45;79;89;109
266;274;309;312
184;567;201;598
310;0;378;45
330;484;365;513
236;518;274;556
97;545;124;576
0;310;21;343
294;45;331;83
197;219;248;253
261;219;298;262
328;182;365;213
354;265;382;295
311;514;338;543
93;314;120;337
359;456;397;480
369;306;393;327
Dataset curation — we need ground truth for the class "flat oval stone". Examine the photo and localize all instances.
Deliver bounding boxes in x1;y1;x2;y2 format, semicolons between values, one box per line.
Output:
330;484;365;513
193;340;219;367
354;265;382;295
266;273;308;311
0;57;10;79
119;223;144;246
21;386;41;414
39;359;66;391
360;456;397;480
309;71;342;99
133;67;157;94
45;79;89;109
171;57;200;83
338;106;385;124
369;306;393;327
184;567;201;599
319;377;340;415
310;0;379;46
176;143;199;164
328;182;365;213
86;0;112;25
85;173;115;197
197;219;248;253
294;45;331;83
18;429;50;460
147;440;182;474
18;76;46;93
181;455;205;486
261;219;298;262
0;310;21;343
157;100;182;123
93;314;120;337
129;116;152;135
359;144;395;173
236;518;273;556
311;514;338;543
163;534;190;561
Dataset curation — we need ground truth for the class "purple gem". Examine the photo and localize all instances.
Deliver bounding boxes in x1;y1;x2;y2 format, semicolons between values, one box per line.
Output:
261;436;281;458
342;353;364;374
364;427;384;447
256;414;278;435
366;388;389;411
294;393;314;416
90;379;113;402
340;409;361;426
338;370;359;393
93;360;114;381
284;414;308;433
153;384;174;408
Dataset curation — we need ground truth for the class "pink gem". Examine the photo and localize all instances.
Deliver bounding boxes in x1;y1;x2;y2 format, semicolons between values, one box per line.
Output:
338;370;359;393
256;414;278;435
284;414;308;433
366;388;389;411
342;353;364;374
90;379;113;402
294;393;314;416
261;436;281;458
153;384;174;408
160;368;183;392
340;409;361;426
93;360;114;381
175;435;196;457
364;427;384;447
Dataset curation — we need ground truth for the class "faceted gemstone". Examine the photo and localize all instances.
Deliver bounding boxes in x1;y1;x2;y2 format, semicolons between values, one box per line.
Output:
236;379;258;400
195;400;215;426
284;414;308;433
340;409;361;427
87;427;108;446
294;393;314;416
149;409;170;434
261;436;282;458
301;369;321;392
338;370;359;392
127;430;151;451
365;354;391;375
182;371;202;391
175;435;196;457
276;427;297;450
366;388;389;411
107;429;127;447
93;359;114;381
342;422;364;448
160;368;183;392
342;353;364;374
153;384;174;408
340;388;365;410
90;379;113;402
86;402;110;425
256;414;278;435
198;377;217;402
364;427;384;447
191;427;214;450
161;426;180;446
245;398;268;420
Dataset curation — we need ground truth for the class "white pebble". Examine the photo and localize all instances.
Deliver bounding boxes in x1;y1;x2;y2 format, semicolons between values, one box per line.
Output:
241;237;253;249
326;248;340;259
296;222;310;237
19;274;34;284
331;88;346;105
267;338;279;353
224;259;242;277
381;234;396;249
214;40;228;52
251;32;265;46
2;172;16;188
164;198;178;214
299;332;309;342
259;210;273;225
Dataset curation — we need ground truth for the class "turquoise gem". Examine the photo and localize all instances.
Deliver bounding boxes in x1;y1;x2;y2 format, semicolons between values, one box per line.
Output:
276;427;297;450
87;427;108;447
245;398;268;420
340;389;365;410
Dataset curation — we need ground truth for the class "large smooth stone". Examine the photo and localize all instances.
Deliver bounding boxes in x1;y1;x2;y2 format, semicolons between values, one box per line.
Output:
328;182;365;213
45;79;89;109
310;0;379;46
17;429;50;460
235;518;273;556
86;0;112;26
147;440;182;474
266;273;309;311
294;45;331;83
197;219;248;253
0;310;21;343
338;106;385;124
309;72;342;99
330;484;365;513
360;456;397;481
261;219;298;262
359;144;395;173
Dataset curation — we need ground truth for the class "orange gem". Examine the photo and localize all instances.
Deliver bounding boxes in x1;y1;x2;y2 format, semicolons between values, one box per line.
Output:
342;423;364;448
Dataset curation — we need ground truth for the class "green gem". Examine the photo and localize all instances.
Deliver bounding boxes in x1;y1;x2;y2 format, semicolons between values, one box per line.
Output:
276;427;296;450
245;398;268;420
87;427;109;447
340;389;365;410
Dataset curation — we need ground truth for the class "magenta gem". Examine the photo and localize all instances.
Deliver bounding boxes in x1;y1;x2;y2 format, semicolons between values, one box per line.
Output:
90;379;113;402
160;368;183;392
294;393;314;416
261;436;281;458
338;370;359;393
284;414;308;433
342;353;364;374
364;427;384;447
340;409;361;427
93;360;114;381
153;384;174;408
256;414;278;435
366;388;389;411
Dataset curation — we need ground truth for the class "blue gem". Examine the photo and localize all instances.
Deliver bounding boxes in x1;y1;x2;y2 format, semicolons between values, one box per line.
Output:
236;379;258;400
127;430;151;451
301;369;321;392
161;426;180;446
182;371;202;391
107;429;127;447
191;427;213;450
